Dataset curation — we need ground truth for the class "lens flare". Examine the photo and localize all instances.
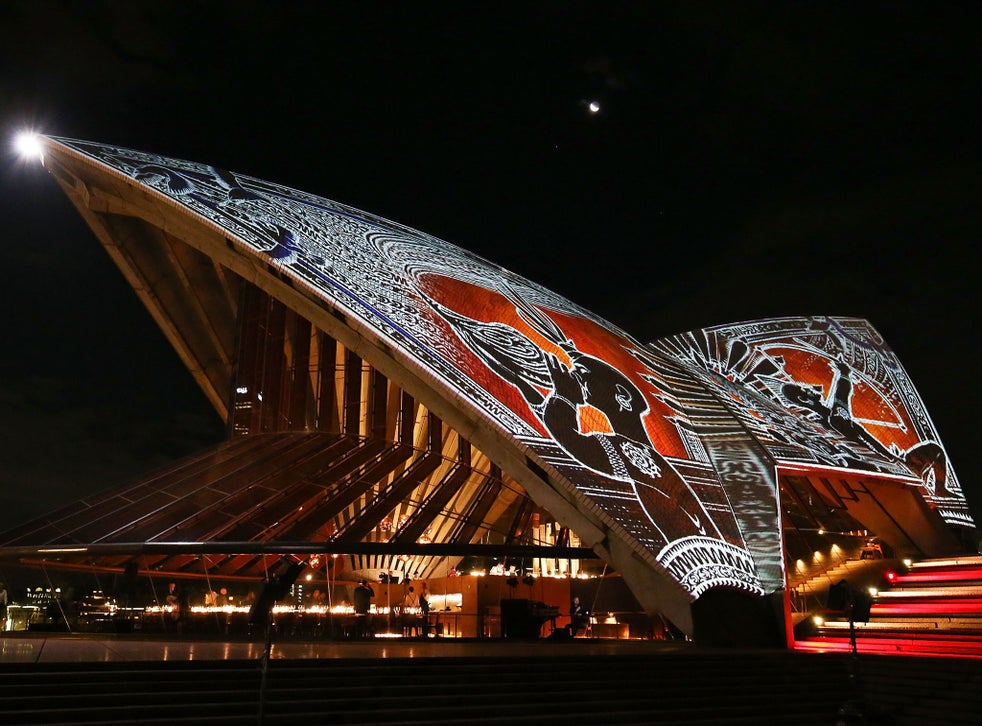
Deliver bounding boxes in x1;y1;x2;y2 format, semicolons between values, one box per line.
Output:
14;131;44;161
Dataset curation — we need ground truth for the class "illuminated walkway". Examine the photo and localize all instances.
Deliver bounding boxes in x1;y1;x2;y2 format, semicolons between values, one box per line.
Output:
0;631;682;664
794;554;982;659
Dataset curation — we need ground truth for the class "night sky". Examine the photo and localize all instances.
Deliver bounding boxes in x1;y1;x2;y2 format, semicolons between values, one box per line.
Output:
1;2;979;532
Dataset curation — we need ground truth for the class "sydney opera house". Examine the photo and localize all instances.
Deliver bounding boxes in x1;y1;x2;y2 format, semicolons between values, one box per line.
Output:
1;135;975;647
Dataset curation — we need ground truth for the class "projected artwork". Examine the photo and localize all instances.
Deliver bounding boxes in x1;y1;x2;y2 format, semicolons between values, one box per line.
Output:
50;138;971;601
650;317;972;528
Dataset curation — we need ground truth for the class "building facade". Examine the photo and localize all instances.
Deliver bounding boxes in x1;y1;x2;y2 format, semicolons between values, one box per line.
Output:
1;136;974;643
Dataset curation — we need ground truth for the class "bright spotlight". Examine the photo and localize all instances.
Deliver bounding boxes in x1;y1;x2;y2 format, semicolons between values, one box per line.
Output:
14;132;44;161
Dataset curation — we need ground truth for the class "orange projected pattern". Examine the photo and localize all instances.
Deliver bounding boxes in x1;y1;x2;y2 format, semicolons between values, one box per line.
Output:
51;137;974;603
649;316;971;529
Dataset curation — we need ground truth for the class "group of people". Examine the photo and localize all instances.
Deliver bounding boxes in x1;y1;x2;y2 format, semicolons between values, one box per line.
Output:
1;576;600;641
351;579;432;638
400;582;430;615
203;587;230;607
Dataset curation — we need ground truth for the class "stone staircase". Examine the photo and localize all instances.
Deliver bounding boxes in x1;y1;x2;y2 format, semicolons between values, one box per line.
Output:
2;648;982;725
791;557;899;618
796;555;982;659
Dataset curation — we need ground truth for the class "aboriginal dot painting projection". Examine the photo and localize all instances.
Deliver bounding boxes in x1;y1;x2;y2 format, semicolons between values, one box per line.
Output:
43;137;973;604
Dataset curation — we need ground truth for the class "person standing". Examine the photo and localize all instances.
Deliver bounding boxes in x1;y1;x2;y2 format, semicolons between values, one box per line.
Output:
403;585;419;610
165;582;179;626
402;586;420;636
165;582;187;634
353;579;375;638
569;595;588;637
419;582;431;637
0;581;8;631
